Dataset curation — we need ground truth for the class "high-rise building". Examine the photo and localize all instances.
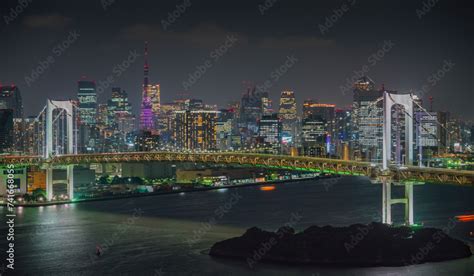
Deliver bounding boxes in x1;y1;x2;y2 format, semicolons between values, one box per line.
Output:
261;94;273;115
148;84;161;116
415;111;449;159
216;109;235;150
97;104;108;129
335;108;352;158
279;90;297;121
140;41;154;131
302;101;335;143
0;85;23;118
239;85;268;146
279;90;297;144
22;116;40;155
351;77;383;162
257;114;282;153
0;85;23;153
301;117;327;157
156;102;182;139
77;80;97;125
108;87;132;128
0;109;13;153
174;110;219;150
240;86;266;124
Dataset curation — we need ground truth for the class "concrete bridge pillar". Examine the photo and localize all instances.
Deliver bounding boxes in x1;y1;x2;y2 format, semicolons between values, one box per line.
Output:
404;183;414;225
46;167;53;201
380;176;417;226
382;178;392;225
45;165;75;201
67;165;74;200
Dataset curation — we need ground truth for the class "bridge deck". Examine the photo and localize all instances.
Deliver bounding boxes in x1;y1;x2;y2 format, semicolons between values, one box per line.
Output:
1;152;473;186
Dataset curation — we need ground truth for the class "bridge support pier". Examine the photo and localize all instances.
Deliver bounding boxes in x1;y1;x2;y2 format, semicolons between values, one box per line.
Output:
380;179;416;226
46;167;53;201
382;178;392;225
404;183;414;226
67;165;74;200
379;171;417;226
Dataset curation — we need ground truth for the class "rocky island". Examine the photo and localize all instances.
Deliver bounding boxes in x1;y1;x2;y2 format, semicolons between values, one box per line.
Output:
209;222;472;267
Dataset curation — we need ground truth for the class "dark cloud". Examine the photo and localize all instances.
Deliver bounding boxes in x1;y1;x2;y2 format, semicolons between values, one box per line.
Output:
23;14;72;30
258;36;335;49
121;23;248;48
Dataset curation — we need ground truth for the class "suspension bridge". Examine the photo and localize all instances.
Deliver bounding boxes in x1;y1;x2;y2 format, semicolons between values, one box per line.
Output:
1;93;473;226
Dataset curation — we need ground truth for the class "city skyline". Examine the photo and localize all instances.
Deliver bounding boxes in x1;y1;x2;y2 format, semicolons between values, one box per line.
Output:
1;2;473;275
0;0;473;120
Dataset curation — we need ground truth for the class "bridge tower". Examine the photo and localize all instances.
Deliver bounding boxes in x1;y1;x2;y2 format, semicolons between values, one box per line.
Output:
381;92;415;225
45;100;76;201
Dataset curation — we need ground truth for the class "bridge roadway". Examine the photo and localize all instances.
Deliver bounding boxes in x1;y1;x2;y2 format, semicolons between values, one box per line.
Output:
1;152;473;186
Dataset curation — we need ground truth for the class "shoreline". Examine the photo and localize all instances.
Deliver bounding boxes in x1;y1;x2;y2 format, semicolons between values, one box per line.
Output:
8;175;335;208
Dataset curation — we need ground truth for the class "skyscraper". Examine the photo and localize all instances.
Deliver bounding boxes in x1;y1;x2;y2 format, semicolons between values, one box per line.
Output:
77;80;97;125
279;91;297;121
0;109;13;153
279;90;297;144
140;41;154;131
301;117;327;157
302;101;335;136
174;110;219;150
257;114;282;153
0;85;23;118
261;94;273;115
108;87;132;128
0;85;23;153
351;77;383;162
148;84;161;117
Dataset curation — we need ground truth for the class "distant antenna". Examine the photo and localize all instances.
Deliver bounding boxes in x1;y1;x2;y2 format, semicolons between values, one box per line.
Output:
429;96;433;112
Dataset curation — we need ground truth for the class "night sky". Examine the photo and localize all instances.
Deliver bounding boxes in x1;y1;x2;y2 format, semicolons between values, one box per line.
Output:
1;0;473;119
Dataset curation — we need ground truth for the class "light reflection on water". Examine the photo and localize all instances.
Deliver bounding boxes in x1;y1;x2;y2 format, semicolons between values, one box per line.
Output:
0;177;473;275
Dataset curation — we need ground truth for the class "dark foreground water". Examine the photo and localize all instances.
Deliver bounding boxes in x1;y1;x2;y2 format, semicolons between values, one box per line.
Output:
0;177;473;276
